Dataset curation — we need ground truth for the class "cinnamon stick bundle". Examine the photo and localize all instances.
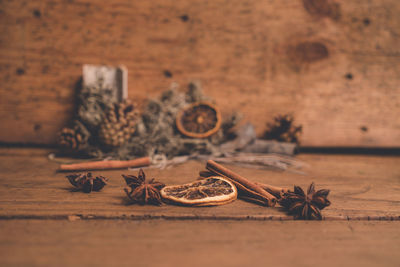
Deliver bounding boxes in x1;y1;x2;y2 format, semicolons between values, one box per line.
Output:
255;182;289;199
59;157;151;171
206;160;277;207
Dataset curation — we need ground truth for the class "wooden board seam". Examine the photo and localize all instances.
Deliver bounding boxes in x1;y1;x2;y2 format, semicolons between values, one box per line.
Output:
0;214;399;221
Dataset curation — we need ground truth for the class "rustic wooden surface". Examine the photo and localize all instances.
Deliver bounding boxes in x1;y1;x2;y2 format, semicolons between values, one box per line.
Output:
1;0;399;147
0;148;399;266
0;220;399;267
0;148;399;220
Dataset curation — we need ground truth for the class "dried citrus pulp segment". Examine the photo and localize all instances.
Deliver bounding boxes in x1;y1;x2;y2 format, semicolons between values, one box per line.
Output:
160;177;237;206
176;102;222;138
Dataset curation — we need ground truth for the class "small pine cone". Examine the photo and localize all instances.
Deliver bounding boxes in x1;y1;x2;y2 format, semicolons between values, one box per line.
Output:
264;114;302;144
58;121;90;151
98;100;139;148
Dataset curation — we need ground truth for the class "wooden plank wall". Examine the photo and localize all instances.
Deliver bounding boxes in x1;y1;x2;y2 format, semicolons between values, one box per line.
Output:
0;0;399;147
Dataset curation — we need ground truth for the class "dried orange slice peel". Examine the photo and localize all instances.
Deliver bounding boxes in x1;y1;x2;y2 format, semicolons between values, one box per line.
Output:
160;176;237;206
176;102;222;138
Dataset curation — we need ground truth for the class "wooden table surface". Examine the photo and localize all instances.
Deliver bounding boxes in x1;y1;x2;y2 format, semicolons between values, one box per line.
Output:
0;148;399;266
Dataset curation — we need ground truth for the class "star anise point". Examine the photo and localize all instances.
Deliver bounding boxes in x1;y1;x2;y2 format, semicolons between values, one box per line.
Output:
122;169;165;205
279;182;330;220
66;172;108;193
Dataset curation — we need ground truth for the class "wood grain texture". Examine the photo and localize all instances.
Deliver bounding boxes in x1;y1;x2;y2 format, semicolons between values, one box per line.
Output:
0;148;399;220
0;0;399;146
1;220;399;267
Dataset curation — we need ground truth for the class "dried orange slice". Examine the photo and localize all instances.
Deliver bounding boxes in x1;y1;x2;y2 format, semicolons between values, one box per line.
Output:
160;176;237;206
176;102;222;138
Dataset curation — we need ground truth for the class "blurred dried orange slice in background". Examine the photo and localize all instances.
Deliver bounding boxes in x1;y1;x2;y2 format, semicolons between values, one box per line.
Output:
176;102;222;138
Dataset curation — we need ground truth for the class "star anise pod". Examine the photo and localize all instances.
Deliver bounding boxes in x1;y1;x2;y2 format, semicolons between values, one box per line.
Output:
122;169;165;205
278;182;330;220
66;172;108;193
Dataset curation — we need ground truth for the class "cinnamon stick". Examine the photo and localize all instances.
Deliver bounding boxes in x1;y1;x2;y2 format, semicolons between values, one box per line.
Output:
59;157;151;171
238;195;270;206
199;170;275;205
199;170;215;178
255;182;289;198
206;160;276;207
200;168;288;200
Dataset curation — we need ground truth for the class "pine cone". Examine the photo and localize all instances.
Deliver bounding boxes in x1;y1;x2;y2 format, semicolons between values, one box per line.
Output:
58;121;90;151
98;100;139;148
263;114;302;144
